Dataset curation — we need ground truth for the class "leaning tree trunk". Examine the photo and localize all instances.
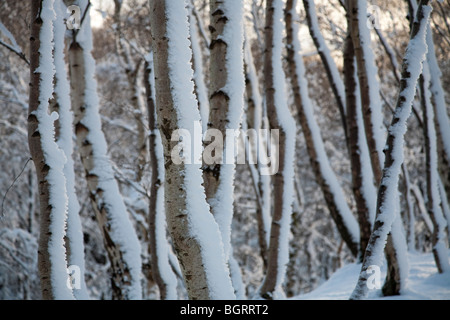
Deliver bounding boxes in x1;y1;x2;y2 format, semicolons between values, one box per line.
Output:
286;0;360;258
302;0;348;147
349;0;409;297
67;0;142;300
28;0;74;300
350;0;433;300
149;0;235;300
258;0;296;299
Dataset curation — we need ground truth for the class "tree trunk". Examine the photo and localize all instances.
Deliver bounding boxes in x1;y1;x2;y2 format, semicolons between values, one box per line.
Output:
419;65;450;273
259;0;296;299
349;0;408;297
286;0;359;258
350;0;432;300
302;0;349;148
144;58;178;300
342;25;373;261
149;0;235;300
54;0;89;299
243;40;269;269
188;2;209;133
203;1;246;295
348;0;384;185
67;0;142;300
28;0;73;300
425;23;450;207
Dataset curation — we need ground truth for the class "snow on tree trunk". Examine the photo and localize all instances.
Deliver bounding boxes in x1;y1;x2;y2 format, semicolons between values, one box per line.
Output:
425;23;450;206
286;0;360;258
149;0;235;300
342;24;375;260
349;0;409;297
53;0;89;299
67;0;142;300
350;0;433;300
438;178;450;232
204;0;245;264
348;0;385;185
202;0;246;296
243;37;271;269
28;0;74;300
188;2;209;134
382;202;410;296
402;164;416;251
420;62;450;273
302;0;348;147
258;0;296;299
144;56;178;300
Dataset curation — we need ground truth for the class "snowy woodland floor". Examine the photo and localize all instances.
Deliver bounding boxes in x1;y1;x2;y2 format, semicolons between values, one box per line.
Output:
294;250;450;300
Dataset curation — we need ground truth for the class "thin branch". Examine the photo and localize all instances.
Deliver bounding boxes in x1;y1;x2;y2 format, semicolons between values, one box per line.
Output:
437;1;450;35
1;158;32;219
73;1;92;42
0;39;30;65
431;16;450;47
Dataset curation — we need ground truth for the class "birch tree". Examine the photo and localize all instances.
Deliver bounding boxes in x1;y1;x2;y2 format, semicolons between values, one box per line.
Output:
286;0;360;258
149;0;235;300
28;0;74;300
66;0;142;300
342;4;375;260
425;23;450;206
202;0;246;298
53;0;89;299
188;1;209;133
258;0;296;299
349;0;409;296
419;62;450;273
243;38;271;269
348;0;385;183
144;55;178;300
302;0;348;146
350;0;433;300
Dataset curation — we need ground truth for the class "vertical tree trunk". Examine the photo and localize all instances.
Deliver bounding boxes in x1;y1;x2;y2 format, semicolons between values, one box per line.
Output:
350;0;432;300
425;23;450;206
259;0;296;299
342;17;374;261
54;0;89;299
204;0;246;297
348;0;385;185
149;0;235;300
188;2;209;133
28;0;74;300
67;0;142;300
144;57;178;300
243;39;270;269
419;64;450;273
285;0;359;258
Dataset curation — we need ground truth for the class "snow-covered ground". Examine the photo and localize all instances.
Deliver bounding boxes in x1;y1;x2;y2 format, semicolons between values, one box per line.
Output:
293;250;450;300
